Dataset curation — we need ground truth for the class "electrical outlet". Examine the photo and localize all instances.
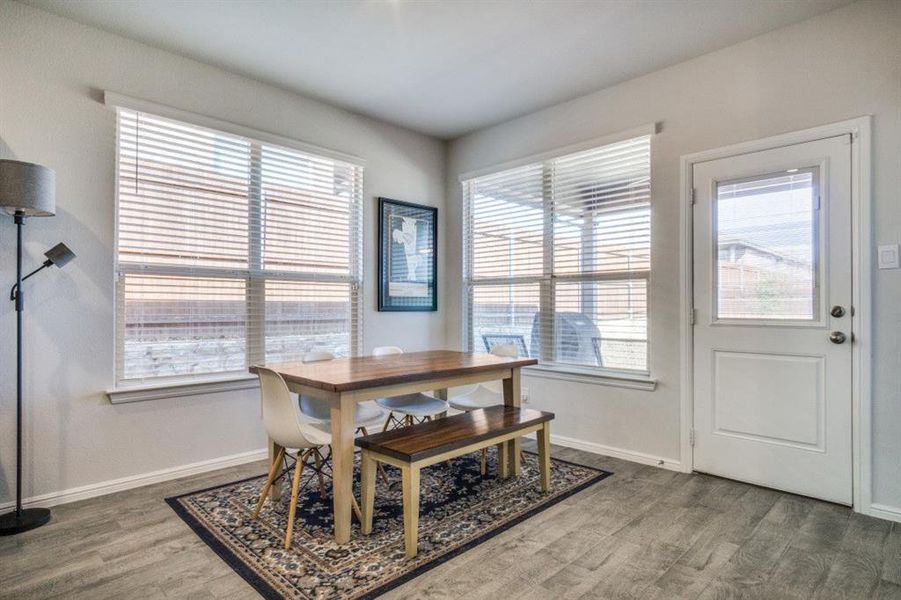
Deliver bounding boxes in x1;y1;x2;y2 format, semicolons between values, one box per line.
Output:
522;387;531;404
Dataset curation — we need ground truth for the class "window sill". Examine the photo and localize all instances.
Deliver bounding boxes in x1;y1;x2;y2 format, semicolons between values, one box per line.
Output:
522;364;657;391
107;374;259;404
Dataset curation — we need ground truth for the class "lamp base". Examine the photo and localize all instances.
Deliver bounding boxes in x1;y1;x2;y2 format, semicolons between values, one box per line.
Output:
0;507;51;535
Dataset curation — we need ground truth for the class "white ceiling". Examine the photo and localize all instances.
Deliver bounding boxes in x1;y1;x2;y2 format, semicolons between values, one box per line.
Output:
25;0;852;139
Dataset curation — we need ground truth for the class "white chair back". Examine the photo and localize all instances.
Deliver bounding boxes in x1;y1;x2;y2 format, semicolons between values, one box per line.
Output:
299;351;336;420
257;367;310;448
453;344;521;398
372;345;403;357
490;343;519;358
483;343;519;393
304;350;336;363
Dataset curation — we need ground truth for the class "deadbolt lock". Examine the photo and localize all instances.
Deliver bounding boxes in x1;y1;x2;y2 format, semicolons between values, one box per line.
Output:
830;305;845;318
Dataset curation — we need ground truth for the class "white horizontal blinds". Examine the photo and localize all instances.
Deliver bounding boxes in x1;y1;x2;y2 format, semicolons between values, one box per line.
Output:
469;164;545;279
464;133;650;374
117;111;252;268
548;136;650;372
115;108;362;383
259;145;359;275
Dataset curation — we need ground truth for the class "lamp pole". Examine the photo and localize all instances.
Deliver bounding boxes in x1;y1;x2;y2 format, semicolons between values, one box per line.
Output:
0;160;64;536
0;211;52;534
15;212;24;520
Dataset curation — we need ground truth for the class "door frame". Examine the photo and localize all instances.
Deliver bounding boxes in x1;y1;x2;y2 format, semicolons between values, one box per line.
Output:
678;117;872;514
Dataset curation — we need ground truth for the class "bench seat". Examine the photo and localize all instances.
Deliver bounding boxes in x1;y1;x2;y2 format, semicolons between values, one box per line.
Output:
355;405;555;558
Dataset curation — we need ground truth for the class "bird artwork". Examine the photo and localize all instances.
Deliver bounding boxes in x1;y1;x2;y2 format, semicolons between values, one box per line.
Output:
392;216;423;281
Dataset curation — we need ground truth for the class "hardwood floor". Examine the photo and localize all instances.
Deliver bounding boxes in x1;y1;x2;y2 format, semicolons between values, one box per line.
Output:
1;443;898;599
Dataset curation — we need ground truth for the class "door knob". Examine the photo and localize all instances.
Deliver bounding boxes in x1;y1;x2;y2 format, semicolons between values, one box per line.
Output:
830;305;845;318
829;331;847;344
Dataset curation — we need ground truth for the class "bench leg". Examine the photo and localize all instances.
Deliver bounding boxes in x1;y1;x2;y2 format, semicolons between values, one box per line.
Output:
497;442;509;479
537;422;551;492
508;438;522;477
402;464;420;558
361;452;376;535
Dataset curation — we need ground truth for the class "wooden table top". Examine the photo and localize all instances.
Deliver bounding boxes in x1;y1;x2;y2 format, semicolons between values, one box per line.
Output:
250;350;537;393
355;405;554;463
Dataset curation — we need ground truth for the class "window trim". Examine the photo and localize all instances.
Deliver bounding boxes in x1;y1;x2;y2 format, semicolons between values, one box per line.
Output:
107;373;258;404
107;92;364;392
462;125;656;380
458;122;656;182
104;92;365;167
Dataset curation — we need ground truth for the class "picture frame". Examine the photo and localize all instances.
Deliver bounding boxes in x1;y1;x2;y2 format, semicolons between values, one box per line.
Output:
378;197;438;311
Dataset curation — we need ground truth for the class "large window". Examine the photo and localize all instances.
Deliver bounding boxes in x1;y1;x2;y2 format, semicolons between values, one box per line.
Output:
114;108;363;384
463;134;650;374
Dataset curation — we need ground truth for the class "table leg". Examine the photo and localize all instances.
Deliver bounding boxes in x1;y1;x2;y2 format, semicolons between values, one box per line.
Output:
503;368;522;477
330;393;355;544
268;437;283;501
537;422;551;492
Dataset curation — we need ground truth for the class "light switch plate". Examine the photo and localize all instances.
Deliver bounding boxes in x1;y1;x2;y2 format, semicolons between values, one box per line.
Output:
878;244;899;269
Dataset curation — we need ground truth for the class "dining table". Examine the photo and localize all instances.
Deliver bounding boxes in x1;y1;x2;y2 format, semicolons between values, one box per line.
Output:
249;349;538;544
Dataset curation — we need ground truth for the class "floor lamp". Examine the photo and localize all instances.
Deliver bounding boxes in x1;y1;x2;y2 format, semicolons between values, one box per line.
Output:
0;160;76;535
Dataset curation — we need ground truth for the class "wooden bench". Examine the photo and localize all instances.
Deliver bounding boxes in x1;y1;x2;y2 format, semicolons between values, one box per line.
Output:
355;405;555;558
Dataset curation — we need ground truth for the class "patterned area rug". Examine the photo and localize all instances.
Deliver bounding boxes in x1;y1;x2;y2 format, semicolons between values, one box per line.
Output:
167;449;611;599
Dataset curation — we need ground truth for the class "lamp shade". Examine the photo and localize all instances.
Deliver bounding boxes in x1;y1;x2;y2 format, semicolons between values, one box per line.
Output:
0;160;55;217
44;243;75;268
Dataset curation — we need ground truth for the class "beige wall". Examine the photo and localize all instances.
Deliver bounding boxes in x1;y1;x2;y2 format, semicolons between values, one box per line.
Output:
0;1;447;505
446;0;901;514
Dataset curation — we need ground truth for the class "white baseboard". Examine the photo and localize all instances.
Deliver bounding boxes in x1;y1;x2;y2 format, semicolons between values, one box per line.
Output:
0;448;269;511
525;431;682;472
866;502;901;524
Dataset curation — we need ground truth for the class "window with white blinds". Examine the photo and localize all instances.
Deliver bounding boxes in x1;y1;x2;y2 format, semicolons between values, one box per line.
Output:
463;134;651;374
114;108;363;384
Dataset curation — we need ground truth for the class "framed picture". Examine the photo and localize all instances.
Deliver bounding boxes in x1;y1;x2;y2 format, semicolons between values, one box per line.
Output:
378;197;437;311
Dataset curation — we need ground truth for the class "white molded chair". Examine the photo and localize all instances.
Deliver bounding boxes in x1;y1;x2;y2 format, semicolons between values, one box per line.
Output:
297;351;386;433
449;343;522;474
252;367;362;549
372;346;450;431
297;351;389;485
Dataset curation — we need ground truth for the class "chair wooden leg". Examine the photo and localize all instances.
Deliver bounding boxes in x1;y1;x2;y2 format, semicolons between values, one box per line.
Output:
351;496;364;524
537;423;551;492
480;448;487;476
253;446;285;519
313;448;326;498
360;451;377;535
382;412;394;432
284;450;306;550
402;464;421;559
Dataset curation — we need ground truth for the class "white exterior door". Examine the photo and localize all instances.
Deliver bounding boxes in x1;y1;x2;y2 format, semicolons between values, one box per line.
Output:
692;135;853;505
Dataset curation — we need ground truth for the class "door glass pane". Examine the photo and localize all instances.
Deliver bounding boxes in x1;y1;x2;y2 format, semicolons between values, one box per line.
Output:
715;169;818;320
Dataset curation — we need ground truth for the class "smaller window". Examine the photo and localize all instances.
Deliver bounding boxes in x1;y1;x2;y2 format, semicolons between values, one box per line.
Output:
463;134;652;375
